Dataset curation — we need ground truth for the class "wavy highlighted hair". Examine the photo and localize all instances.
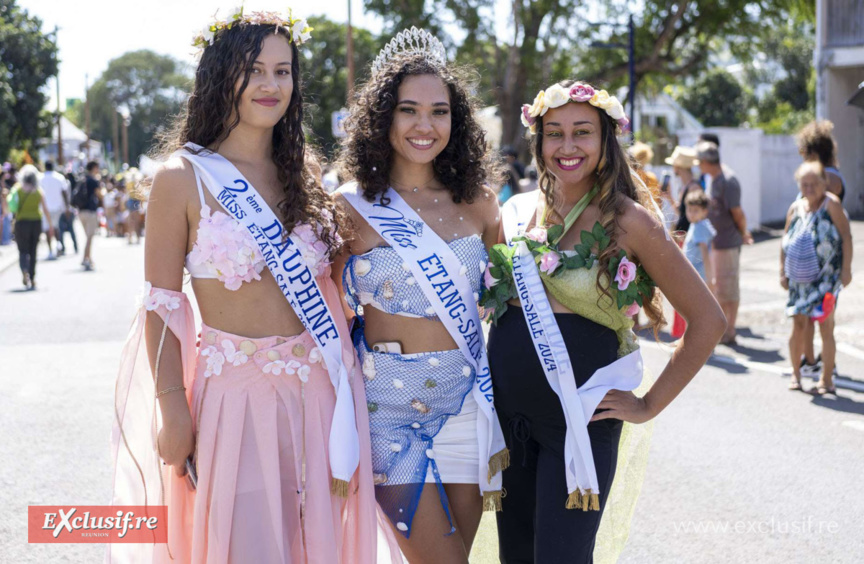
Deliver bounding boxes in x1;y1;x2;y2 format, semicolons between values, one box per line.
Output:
151;23;343;256
530;79;666;333
338;53;504;204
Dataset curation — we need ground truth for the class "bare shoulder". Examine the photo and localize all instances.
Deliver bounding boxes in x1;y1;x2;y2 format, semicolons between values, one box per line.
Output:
618;196;664;240
825;192;843;211
472;185;500;220
148;157;197;206
824;193;847;222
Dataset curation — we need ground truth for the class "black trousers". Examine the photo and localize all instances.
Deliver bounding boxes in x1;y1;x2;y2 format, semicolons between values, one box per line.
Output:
58;211;78;252
14;219;42;281
489;306;624;564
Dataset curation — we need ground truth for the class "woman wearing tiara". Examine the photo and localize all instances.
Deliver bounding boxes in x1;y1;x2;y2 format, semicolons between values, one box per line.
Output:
108;9;379;563
333;28;508;564
481;80;726;562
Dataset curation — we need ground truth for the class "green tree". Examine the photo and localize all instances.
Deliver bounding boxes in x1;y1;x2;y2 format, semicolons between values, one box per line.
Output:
0;0;59;161
679;68;750;127
364;0;585;153
88;50;190;164
302;16;379;157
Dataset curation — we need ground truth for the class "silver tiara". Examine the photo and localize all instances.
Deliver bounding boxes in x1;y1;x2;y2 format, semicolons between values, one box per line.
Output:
371;27;447;76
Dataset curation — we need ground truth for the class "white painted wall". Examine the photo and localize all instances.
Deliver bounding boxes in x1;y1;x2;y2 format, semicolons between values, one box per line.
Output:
678;128;763;230
760;135;801;224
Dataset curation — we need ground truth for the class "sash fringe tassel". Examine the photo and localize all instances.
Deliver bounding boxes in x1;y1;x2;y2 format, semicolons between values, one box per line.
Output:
566;489;601;511
483;490;504;512
331;478;350;498
487;448;510;482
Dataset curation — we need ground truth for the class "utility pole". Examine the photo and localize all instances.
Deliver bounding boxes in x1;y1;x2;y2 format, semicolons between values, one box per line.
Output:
84;74;91;157
111;110;119;169
628;14;635;137
54;26;63;166
346;0;355;100
56;74;63;166
121;114;129;166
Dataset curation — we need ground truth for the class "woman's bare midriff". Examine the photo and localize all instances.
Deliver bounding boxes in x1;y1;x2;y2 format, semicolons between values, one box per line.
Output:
362;304;459;354
191;273;307;338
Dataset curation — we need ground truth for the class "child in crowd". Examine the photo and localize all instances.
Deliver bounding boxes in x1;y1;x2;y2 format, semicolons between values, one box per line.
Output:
683;190;716;288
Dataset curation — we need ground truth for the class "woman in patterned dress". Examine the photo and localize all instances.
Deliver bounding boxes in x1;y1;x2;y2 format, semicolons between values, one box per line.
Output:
781;161;853;394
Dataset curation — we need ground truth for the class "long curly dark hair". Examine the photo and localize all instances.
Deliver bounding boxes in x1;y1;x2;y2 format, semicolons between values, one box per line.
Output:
531;80;666;333
338;53;504;203
796;120;838;168
152;23;342;256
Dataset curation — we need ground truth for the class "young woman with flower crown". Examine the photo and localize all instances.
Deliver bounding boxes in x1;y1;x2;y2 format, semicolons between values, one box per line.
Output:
482;80;727;562
333;28;508;564
107;9;380;563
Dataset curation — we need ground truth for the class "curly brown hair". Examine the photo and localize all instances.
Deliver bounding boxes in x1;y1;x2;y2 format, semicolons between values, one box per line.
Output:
337;53;504;204
151;24;343;256
530;80;666;333
796;120;838;169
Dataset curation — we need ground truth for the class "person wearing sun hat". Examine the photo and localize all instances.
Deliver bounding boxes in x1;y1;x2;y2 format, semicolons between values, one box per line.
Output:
666;145;702;232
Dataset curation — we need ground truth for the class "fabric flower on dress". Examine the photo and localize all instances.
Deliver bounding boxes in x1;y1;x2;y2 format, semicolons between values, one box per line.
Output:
308;347;323;364
614;256;637;291
297;364;311;383
624;302;641;317
138;282;182;311
483;262;499;289
188;206;265;291
525;227;548;243
263;359;287;375
539;251;561;274
201;346;226;378
221;340;248;366
289;221;333;277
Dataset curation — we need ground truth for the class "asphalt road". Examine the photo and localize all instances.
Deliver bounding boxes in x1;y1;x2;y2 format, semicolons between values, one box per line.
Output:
2;233;862;563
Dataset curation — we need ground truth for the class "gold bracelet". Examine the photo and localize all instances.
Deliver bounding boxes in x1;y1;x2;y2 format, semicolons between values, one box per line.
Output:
156;385;186;399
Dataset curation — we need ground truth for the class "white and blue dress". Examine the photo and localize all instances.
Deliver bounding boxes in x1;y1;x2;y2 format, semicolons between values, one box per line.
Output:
343;235;487;536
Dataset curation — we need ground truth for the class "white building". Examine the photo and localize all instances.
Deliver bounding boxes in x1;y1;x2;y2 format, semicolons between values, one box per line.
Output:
815;0;864;215
38;116;102;170
631;92;704;136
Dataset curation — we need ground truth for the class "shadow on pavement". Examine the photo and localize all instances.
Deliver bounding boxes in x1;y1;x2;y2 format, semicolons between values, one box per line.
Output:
706;356;749;374
808;392;864;415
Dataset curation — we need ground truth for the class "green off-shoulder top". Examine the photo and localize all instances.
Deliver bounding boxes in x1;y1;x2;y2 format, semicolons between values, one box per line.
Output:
483;185;653;357
541;262;639;357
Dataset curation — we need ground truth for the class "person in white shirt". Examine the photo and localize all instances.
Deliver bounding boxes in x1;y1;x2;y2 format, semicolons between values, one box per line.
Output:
39;161;70;258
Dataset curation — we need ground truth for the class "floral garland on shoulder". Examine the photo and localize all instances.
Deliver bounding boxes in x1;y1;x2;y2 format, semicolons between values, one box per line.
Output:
480;221;655;324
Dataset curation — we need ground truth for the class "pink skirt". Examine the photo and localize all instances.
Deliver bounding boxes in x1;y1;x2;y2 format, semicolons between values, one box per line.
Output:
190;324;358;563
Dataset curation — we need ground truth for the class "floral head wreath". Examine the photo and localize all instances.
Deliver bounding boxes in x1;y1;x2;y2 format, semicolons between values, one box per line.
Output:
191;5;312;56
521;82;630;135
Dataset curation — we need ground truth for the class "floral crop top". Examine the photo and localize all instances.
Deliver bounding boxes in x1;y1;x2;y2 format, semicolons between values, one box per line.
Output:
343;235;487;319
184;166;333;290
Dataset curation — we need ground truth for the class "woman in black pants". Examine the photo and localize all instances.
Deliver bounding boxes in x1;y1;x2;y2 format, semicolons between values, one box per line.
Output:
10;166;53;290
482;80;726;562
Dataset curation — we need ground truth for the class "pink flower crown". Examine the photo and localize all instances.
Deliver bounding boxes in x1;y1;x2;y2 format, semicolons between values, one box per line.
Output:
521;82;630;134
192;5;312;56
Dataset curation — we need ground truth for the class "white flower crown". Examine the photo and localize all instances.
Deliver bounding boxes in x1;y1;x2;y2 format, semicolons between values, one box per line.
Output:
521;82;630;134
191;5;312;55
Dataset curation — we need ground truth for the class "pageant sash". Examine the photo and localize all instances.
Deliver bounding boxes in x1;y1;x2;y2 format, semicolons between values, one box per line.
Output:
340;183;508;498
502;192;643;508
176;144;359;488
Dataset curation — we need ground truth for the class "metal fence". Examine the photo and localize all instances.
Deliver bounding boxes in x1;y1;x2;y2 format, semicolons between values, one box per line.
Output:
827;0;864;47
